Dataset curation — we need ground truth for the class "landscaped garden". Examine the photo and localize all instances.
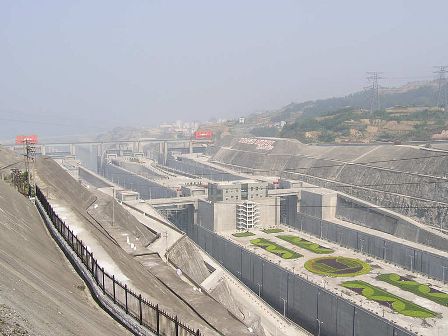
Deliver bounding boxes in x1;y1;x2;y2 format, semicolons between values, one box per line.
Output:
232;231;255;237
250;238;301;259
262;228;284;234
277;235;334;254
377;273;448;307
304;256;370;277
342;280;438;318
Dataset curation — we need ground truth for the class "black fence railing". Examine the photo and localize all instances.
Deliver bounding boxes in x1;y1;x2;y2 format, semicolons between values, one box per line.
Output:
36;186;201;336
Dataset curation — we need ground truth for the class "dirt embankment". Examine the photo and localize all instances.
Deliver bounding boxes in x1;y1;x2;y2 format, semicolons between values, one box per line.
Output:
0;179;129;336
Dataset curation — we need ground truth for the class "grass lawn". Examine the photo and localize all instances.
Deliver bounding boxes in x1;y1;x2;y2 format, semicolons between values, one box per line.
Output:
251;238;302;259
232;231;255;237
377;273;448;307
277;235;334;254
304;256;370;277
342;280;438;318
262;228;284;234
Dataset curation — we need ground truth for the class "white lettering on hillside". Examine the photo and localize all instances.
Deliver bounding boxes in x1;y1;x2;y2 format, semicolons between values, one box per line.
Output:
239;138;275;151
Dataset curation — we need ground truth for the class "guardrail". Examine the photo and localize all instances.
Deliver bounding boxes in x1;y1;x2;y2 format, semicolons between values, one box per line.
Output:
36;185;201;336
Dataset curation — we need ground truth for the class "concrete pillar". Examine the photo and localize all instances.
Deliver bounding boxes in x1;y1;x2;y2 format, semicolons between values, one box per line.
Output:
69;144;76;156
163;141;168;165
97;143;104;157
132;141;138;153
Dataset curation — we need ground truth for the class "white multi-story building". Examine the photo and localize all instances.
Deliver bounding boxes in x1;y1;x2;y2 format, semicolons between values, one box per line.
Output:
237;201;259;230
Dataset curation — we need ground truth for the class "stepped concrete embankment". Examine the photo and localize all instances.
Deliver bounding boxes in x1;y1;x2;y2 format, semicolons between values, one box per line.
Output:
211;137;448;231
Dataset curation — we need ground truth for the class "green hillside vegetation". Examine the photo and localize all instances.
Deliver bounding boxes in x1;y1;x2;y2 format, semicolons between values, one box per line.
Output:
280;106;448;143
230;81;448;144
272;82;441;123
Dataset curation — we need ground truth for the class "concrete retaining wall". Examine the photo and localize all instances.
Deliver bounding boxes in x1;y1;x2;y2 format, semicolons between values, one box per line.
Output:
294;212;448;282
187;224;413;336
103;162;176;199
166;157;243;181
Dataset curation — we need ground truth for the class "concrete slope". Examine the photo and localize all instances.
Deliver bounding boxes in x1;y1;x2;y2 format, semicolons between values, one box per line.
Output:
211;137;448;230
167;236;211;284
35;157;251;335
0;180;129;336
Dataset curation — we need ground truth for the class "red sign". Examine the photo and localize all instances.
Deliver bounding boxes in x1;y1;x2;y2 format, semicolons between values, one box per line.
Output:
16;135;38;144
194;130;213;140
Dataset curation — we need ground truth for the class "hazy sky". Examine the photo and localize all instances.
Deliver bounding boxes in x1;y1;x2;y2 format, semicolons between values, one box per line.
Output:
1;0;448;140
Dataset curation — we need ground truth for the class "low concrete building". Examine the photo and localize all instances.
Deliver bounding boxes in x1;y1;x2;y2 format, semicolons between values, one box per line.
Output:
181;185;207;197
198;180;278;232
208;180;268;203
115;189;140;202
299;188;337;220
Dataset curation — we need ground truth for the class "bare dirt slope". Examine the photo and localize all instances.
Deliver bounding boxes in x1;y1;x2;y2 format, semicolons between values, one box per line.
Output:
0;180;129;336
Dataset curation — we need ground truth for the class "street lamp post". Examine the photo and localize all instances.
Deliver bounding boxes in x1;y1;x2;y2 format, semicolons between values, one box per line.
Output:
442;266;447;284
281;297;287;317
317;318;323;336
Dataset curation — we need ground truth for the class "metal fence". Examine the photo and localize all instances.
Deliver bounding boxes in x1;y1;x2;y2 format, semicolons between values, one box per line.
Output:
188;224;414;336
36;186;201;336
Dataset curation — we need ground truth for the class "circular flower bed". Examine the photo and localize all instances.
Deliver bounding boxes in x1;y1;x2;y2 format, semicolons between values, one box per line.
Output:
304;256;371;277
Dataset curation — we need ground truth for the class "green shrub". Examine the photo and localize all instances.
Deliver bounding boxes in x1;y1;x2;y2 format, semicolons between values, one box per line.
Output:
277;235;334;254
250;238;301;259
232;231;255;238
262;228;284;234
377;273;448;307
342;280;437;318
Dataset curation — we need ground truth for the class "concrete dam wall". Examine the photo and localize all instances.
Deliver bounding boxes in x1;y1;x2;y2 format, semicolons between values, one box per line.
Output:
211;138;448;230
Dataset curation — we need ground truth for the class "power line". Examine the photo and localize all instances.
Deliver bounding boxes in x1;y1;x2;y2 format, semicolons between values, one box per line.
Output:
434;65;448;111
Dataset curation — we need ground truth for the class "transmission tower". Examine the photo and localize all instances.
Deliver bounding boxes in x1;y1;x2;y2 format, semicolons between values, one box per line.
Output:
434;66;448;111
23;139;36;196
366;72;383;114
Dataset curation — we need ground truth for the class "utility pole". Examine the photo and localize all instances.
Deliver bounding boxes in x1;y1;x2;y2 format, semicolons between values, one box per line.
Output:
434;66;448;111
366;72;383;114
23;139;36;196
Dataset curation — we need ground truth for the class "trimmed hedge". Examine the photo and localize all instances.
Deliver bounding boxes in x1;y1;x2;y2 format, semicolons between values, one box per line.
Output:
251;238;302;259
377;273;448;307
342;280;437;318
277;235;334;254
232;231;255;237
262;228;284;234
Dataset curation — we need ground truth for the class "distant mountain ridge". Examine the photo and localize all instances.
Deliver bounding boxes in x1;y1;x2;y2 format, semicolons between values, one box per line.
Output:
269;80;441;123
